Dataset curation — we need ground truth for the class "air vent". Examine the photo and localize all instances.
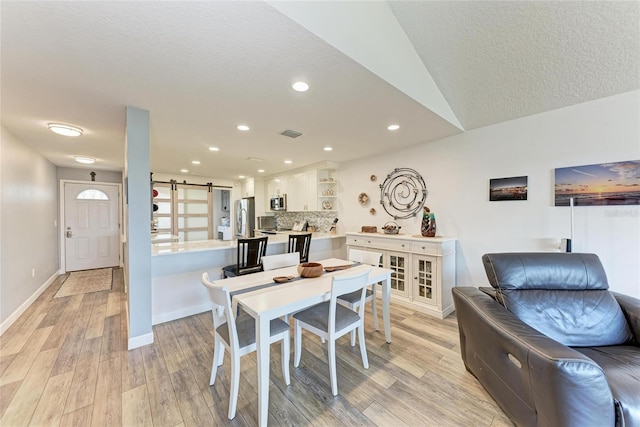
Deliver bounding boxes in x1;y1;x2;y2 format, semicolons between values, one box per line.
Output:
281;129;303;139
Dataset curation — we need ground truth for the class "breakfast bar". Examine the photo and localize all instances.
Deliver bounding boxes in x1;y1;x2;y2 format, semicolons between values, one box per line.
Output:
151;233;346;324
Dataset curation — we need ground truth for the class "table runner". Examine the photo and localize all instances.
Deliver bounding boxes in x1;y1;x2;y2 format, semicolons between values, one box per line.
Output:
229;262;362;309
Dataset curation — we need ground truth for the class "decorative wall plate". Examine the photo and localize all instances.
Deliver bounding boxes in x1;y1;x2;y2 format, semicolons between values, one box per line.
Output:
370;174;377;182
322;200;333;210
358;192;369;205
370;208;376;215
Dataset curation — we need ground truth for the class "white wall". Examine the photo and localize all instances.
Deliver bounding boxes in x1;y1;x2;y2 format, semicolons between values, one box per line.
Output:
58;167;122;183
1;126;59;328
338;91;640;297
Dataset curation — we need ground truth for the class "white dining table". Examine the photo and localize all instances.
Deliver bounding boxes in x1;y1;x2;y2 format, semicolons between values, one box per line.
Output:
222;258;393;427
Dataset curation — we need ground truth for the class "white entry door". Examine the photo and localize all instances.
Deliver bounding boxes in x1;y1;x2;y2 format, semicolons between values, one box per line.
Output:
64;182;120;272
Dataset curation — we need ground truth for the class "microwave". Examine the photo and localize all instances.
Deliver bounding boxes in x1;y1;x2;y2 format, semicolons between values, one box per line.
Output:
270;195;287;211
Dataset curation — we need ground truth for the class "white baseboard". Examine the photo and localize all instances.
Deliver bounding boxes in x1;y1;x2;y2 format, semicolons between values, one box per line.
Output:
0;270;61;336
128;331;154;349
152;303;212;326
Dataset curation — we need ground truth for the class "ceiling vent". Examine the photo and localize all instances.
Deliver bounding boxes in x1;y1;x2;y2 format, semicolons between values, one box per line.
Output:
280;129;303;139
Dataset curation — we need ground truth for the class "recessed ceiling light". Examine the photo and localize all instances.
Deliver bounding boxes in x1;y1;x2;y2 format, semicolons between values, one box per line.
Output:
237;125;250;131
74;156;95;164
292;81;309;92
192;160;201;165
238;175;246;179
209;147;220;152
284;160;292;164
49;123;83;137
387;124;400;131
247;157;264;162
180;169;188;173
324;146;333;151
258;169;265;173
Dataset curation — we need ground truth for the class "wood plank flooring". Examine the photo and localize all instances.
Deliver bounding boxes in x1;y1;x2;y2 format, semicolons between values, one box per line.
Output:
0;268;512;426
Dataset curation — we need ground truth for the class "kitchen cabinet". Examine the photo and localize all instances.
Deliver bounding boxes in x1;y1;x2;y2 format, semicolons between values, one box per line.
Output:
240;178;254;198
287;169;317;211
345;232;456;319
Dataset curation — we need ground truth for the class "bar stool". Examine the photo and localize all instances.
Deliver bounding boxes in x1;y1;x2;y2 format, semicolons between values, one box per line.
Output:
222;236;268;278
288;233;312;263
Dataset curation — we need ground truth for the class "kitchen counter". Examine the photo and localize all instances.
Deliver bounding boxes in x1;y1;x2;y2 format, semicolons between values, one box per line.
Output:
152;232;343;256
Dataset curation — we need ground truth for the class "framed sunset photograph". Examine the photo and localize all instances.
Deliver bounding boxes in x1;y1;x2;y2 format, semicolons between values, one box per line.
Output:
489;176;528;201
554;160;640;206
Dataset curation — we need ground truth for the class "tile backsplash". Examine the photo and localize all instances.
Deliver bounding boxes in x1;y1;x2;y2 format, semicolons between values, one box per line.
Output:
274;211;338;232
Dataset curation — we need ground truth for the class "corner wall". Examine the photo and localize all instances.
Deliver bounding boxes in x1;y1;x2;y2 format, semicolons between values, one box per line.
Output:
337;91;640;297
0;126;59;330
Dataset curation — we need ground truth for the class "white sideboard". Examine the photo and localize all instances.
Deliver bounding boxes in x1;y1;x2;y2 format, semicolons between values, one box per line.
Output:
345;232;456;319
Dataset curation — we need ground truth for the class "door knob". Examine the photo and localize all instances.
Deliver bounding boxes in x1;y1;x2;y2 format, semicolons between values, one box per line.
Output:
66;230;73;238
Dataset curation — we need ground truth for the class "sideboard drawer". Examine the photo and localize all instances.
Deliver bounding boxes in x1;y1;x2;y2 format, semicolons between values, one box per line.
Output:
409;241;442;256
363;236;410;252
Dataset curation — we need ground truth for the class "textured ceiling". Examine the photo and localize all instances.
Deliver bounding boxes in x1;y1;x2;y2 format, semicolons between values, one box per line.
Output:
1;1;638;179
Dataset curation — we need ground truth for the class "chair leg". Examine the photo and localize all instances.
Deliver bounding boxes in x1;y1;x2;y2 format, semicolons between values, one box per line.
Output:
228;353;241;419
350;302;358;346
294;321;302;368
358;324;369;369
328;338;338;396
210;336;223;385
281;332;291;385
372;284;379;331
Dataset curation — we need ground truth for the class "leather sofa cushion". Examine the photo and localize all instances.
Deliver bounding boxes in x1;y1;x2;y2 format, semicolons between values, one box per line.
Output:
483;253;633;347
576;346;640;426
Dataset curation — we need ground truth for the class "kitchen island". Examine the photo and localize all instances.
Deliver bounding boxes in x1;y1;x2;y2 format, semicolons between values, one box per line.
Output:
151;232;346;324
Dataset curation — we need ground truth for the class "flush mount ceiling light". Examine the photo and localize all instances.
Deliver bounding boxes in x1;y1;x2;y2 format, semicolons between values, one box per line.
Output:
387;124;400;131
238;175;246;179
258;169;265;173
209;147;220;152
292;81;309;92
49;123;83;137
74;156;95;164
192;160;201;165
284;160;292;164
180;169;188;173
237;124;250;131
324;146;333;151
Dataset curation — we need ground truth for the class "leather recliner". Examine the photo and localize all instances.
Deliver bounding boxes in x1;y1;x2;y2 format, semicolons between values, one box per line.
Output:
452;252;640;427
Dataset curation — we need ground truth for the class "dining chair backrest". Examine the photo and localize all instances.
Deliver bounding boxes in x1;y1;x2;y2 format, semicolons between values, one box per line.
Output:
288;233;312;263
201;272;240;351
329;266;372;332
262;252;301;271
236;236;268;275
348;248;382;267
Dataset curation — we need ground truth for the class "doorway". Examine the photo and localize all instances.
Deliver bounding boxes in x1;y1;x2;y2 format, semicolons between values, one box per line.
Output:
61;181;121;272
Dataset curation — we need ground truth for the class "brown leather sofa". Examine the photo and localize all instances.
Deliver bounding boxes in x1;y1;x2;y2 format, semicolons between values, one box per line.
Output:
452;253;640;427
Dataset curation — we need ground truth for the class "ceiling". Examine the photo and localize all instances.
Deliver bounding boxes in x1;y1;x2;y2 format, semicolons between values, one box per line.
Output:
2;1;638;180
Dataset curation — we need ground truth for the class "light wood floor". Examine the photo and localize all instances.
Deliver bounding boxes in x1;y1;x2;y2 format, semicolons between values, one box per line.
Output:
0;267;512;426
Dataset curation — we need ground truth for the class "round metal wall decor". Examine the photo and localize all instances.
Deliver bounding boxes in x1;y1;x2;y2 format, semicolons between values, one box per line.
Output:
379;168;428;219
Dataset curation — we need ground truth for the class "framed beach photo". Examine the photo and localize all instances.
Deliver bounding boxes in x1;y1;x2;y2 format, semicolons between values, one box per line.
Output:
489;176;528;201
554;160;640;206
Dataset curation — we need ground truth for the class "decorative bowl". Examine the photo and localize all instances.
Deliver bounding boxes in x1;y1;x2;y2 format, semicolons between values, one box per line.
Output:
297;262;323;278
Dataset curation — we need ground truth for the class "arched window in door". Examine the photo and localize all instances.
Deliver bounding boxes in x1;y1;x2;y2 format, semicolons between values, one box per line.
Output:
76;189;109;200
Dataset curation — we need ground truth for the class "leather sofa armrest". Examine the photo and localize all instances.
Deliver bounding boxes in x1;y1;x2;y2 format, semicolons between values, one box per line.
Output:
453;287;615;427
613;292;640;343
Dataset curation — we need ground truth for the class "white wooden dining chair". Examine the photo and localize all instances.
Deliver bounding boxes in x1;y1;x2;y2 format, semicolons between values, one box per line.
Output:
201;272;291;419
338;249;383;346
292;266;372;396
262;252;300;271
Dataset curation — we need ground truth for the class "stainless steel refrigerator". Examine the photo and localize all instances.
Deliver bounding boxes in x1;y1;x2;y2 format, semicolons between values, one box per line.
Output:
235;197;255;238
